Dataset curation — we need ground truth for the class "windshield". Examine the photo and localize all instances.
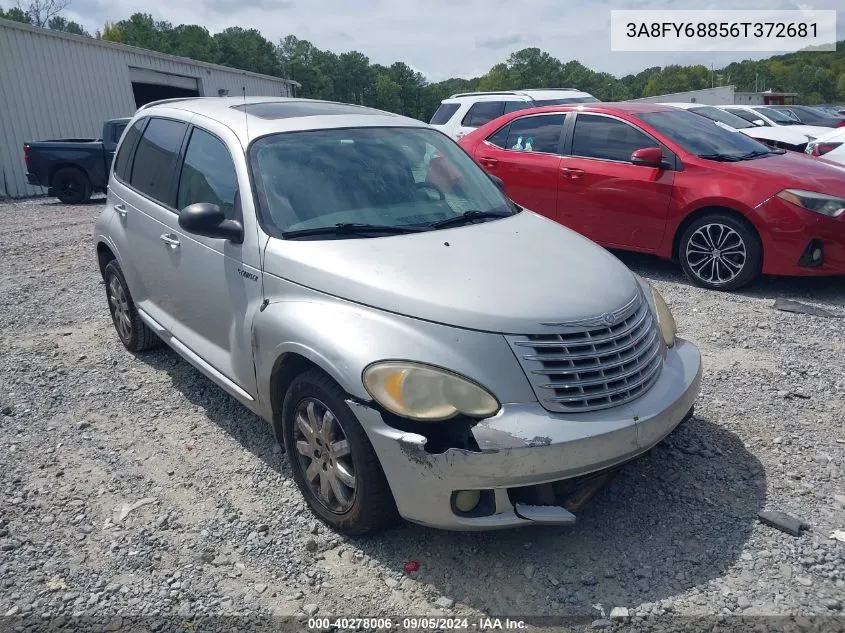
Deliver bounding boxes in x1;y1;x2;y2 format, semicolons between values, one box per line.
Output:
690;106;754;129
638;110;773;159
775;108;802;121
250;127;514;237
754;107;799;124
788;106;832;123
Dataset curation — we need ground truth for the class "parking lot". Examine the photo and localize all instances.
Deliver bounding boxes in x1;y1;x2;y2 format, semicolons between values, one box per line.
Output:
1;197;844;629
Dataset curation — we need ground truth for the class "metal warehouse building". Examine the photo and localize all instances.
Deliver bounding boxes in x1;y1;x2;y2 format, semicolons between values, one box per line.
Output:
0;18;299;198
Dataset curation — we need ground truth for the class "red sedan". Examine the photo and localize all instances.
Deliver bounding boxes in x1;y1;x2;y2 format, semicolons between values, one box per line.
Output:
457;103;845;290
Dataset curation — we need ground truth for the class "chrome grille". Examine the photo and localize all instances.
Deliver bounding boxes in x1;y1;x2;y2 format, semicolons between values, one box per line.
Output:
506;292;664;413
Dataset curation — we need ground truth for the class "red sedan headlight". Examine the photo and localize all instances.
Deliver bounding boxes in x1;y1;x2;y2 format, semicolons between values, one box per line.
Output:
776;189;845;218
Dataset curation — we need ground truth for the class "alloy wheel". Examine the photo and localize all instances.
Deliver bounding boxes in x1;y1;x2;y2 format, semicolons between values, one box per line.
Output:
107;276;132;340
59;178;79;199
685;223;748;286
293;398;357;513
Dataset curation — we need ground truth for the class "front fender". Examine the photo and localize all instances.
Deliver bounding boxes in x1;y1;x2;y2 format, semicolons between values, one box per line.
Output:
252;277;537;421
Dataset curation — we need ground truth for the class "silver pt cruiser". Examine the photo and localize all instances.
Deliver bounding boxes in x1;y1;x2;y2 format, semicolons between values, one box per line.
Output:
95;97;703;535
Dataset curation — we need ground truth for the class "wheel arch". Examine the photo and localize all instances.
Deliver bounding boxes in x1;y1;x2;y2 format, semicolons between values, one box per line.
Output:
671;205;763;262
96;241;117;279
268;351;347;445
50;163;91;187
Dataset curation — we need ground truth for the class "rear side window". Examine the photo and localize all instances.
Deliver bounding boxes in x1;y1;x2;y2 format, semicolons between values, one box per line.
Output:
177;128;239;219
504;101;531;114
430;103;460;125
486;124;511;149
532;96;600;106
571;114;655;162
130;118;188;206
504;114;565;153
462;101;506;128
112;119;145;182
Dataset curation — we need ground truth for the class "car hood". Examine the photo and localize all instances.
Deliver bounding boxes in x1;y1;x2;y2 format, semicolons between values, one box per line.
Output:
813;128;845;144
262;211;641;334
740;126;810;145
723;150;845;195
776;124;832;139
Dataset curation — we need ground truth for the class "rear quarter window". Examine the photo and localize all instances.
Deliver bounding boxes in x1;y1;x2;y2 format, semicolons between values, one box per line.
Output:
112;119;146;182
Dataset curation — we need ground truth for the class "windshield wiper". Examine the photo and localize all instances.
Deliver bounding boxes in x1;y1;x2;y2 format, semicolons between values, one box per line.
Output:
697;153;743;162
281;222;428;239
428;209;514;230
739;149;779;159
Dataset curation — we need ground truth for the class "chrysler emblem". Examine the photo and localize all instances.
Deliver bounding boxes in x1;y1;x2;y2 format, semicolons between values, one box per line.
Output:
598;312;616;327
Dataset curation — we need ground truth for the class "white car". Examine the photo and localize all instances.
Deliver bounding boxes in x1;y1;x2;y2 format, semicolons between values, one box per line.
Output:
429;89;598;140
659;103;811;152
806;127;845;165
719;105;830;142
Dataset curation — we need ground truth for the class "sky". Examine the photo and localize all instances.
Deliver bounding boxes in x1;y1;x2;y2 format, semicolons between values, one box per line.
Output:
61;0;845;81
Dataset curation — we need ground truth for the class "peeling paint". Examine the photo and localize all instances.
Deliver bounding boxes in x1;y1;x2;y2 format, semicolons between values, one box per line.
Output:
396;434;434;469
528;436;552;447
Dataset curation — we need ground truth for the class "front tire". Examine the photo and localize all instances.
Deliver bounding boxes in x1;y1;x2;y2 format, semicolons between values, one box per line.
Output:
103;260;160;352
282;369;398;536
52;167;91;204
679;213;762;291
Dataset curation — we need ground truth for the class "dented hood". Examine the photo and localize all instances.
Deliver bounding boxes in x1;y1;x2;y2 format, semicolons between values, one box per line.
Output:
262;210;640;334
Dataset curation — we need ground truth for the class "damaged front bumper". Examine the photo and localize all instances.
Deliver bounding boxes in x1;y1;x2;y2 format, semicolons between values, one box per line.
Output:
349;338;702;531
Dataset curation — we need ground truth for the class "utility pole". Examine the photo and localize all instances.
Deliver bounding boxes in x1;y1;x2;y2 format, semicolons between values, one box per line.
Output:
711;63;714;88
755;73;758;92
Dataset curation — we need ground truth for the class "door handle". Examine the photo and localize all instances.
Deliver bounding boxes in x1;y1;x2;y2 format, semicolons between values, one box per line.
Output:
160;233;180;248
114;204;127;217
561;167;585;179
479;157;498;168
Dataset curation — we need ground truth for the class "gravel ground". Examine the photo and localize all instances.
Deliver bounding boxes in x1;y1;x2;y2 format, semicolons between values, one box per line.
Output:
1;197;844;632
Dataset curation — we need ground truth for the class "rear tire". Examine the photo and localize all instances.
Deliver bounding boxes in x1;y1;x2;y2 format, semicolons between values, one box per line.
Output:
678;213;762;291
103;260;160;352
52;167;91;204
282;369;398;536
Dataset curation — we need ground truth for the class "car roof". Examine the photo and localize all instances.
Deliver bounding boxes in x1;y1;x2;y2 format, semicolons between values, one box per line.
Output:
444;88;593;102
512;102;677;115
658;102;708;109
133;97;428;145
441;93;532;104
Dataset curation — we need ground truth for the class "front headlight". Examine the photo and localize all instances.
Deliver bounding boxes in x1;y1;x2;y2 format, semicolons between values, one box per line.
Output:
362;361;500;421
776;189;845;218
650;286;677;348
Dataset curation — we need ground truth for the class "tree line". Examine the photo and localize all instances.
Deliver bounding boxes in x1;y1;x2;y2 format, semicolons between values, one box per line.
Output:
3;5;844;121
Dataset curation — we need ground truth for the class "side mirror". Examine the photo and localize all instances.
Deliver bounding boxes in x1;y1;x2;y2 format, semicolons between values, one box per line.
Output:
488;174;506;192
630;147;665;168
178;202;243;244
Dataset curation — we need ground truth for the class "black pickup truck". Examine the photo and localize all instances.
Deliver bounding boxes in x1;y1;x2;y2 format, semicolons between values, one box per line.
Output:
24;118;131;204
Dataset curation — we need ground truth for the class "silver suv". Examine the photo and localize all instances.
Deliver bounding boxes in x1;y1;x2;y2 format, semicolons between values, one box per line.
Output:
95;97;702;535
